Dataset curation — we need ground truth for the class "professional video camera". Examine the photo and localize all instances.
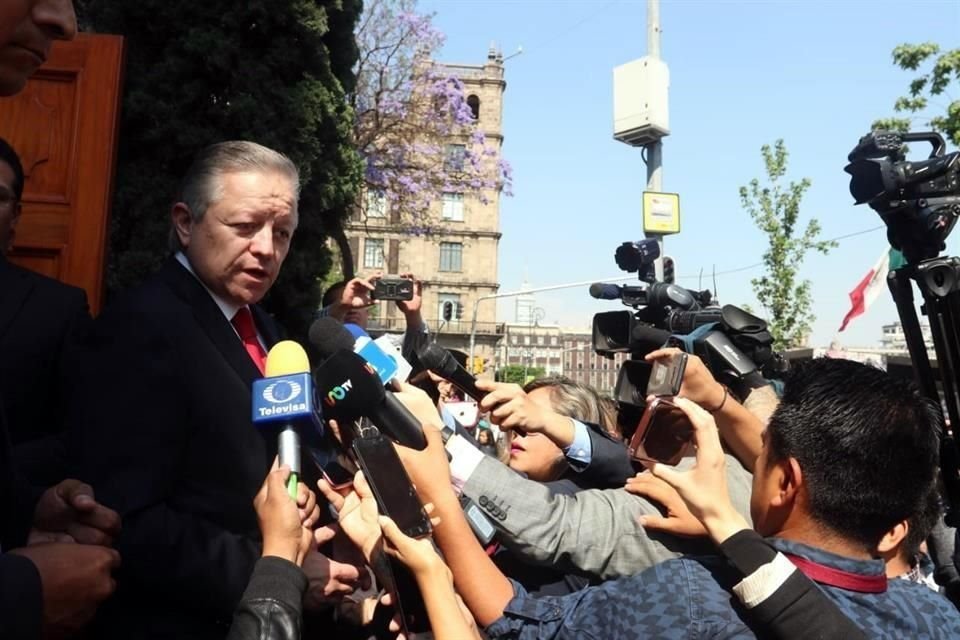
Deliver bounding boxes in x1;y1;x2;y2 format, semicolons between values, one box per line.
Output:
590;238;784;399
846;129;960;525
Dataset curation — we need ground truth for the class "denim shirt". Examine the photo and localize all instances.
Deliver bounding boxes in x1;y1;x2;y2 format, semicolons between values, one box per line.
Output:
485;538;960;639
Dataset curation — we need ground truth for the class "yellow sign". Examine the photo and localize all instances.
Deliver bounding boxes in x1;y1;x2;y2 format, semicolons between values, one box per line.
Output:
642;191;681;235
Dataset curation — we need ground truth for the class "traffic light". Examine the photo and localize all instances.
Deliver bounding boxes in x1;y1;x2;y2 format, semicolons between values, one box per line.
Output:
455;302;463;320
472;356;484;374
442;301;453;322
662;256;675;284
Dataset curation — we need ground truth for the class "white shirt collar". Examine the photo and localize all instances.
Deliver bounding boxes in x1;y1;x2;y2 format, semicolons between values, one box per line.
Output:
174;251;243;322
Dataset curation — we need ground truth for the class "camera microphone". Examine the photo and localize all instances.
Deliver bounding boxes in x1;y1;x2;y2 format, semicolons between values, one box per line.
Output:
589;283;622;300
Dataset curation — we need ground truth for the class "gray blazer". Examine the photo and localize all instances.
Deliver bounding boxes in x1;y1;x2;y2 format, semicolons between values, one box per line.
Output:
461;453;754;580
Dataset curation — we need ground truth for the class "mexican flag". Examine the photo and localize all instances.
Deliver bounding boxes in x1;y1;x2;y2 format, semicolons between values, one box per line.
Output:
839;248;906;332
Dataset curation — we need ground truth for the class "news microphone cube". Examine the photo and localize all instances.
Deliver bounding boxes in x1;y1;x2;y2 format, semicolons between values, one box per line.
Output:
252;373;317;424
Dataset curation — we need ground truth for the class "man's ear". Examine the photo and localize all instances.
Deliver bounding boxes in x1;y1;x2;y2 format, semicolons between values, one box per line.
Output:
171;203;193;250
772;457;803;508
877;520;909;555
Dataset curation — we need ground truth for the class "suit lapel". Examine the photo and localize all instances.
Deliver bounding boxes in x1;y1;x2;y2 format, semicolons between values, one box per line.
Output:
158;258;262;387
0;260;35;343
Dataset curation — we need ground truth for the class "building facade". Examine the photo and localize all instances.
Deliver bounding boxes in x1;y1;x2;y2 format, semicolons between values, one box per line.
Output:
344;48;507;369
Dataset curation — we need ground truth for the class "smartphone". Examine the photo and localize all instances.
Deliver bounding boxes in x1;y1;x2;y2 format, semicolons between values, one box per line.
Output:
371;277;414;301
614;360;653;407
647;351;688;397
351;433;432;538
307;446;356;490
627;397;694;466
379;554;431;635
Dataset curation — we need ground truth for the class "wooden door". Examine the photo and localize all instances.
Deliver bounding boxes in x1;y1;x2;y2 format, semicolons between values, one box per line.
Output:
0;33;124;314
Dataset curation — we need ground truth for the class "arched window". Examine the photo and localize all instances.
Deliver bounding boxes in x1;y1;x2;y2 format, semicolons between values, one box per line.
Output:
467;94;480;120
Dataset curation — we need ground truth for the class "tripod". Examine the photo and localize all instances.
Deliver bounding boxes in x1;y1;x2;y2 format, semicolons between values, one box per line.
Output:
888;257;960;526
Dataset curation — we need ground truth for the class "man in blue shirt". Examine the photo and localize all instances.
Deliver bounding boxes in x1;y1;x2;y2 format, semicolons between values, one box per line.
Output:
394;357;960;638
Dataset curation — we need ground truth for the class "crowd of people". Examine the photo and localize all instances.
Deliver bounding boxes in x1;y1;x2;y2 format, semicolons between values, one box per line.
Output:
2;2;960;639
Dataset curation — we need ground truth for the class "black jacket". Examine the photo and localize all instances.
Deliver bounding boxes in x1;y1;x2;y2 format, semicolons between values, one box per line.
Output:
0;396;43;639
71;258;285;639
227;557;306;640
0;257;91;487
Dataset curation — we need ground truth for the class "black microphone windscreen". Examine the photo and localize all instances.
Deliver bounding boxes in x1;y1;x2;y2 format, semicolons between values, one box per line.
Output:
309;317;356;358
417;344;458;377
589;283;620;300
313;350;385;421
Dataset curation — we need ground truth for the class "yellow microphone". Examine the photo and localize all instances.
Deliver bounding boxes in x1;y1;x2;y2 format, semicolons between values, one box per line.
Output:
263;341;312;498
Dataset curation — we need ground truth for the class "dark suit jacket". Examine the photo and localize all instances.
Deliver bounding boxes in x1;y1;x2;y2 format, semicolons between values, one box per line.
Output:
0;258;91;487
0;395;43;640
70;258;283;639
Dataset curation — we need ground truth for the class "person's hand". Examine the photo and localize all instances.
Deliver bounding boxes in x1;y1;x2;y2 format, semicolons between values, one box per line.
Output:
338;276;376;310
254;462;313;565
31;479;121;547
10;542;120;639
317;471;383;564
393;381;444;428
476;379;574;445
296;478;320;529
379;512;445;578
300;545;370;611
645;348;726;410
380;590;481;640
625;472;708;538
647;397;749;544
395;272;423;318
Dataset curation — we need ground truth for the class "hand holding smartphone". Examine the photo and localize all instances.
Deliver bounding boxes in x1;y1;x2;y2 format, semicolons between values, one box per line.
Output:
647;351;688;397
371;276;414;302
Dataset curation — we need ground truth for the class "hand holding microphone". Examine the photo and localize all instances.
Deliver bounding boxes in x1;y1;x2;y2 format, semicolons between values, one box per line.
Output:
476;380;577;448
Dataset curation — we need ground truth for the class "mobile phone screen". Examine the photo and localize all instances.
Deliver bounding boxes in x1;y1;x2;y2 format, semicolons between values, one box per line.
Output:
640;401;693;465
308;446;356;489
646;352;687;397
352;435;432;538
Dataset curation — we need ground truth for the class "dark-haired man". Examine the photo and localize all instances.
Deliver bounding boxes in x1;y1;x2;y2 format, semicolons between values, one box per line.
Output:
396;358;960;637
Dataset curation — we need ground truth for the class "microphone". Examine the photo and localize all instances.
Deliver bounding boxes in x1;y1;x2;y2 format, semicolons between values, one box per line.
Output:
309;319;427;450
252;341;318;497
416;343;489;402
343;324;412;384
589;283;622;300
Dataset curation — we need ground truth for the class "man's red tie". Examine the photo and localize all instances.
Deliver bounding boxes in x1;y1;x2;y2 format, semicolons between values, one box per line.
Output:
231;307;267;375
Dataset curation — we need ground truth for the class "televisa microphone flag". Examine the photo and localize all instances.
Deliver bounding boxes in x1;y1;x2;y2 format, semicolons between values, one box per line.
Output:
839;248;904;332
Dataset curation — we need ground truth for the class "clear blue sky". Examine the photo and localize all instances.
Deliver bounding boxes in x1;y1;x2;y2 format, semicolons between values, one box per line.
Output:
421;0;959;347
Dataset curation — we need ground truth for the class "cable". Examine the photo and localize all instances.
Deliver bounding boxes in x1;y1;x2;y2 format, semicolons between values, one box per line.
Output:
510;1;620;59
677;225;885;281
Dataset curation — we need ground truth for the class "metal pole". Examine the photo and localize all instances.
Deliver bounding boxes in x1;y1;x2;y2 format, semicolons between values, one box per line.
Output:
646;0;664;281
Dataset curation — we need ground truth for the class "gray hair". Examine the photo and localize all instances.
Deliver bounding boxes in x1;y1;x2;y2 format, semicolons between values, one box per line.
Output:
523;376;620;437
169;141;301;251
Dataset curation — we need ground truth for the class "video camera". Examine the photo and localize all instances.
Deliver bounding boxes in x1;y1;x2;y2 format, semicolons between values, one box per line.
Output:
591;238;783;403
846;129;960;526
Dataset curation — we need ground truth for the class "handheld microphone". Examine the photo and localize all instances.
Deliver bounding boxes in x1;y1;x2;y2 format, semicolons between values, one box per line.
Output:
416;343;489;402
252;341;318;497
343;324;412;384
309;319;427;450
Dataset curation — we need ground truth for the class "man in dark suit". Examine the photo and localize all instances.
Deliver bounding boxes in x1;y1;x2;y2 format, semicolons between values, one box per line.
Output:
0;136;92;487
72;141;364;639
0;4;124;638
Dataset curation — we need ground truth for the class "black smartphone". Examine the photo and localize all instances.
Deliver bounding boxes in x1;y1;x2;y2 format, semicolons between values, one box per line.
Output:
307;446;356;490
627;397;694;466
371;277;414;302
386;555;431;634
647;351;688;397
351;433;432;538
614;360;654;406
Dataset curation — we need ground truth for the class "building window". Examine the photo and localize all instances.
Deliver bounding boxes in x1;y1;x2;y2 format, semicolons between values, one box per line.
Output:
441;192;464;221
537;336;544;346
363;238;384;268
444;144;466;173
551;336;558;346
439;242;462;272
512;335;519;345
524;335;530;346
366;189;387;218
437;293;461;322
467;94;480;120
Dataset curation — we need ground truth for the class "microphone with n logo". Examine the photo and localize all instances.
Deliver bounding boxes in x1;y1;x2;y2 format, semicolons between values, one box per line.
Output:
251;341;319;497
